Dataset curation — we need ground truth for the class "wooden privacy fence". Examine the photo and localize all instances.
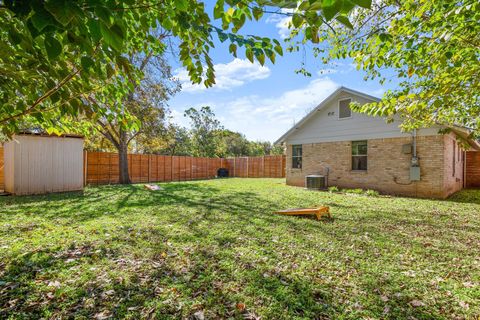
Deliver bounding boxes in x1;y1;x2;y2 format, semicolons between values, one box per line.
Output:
84;151;285;185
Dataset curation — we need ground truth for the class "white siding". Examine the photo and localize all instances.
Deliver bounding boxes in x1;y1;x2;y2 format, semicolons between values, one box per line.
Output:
285;91;440;145
4;135;84;195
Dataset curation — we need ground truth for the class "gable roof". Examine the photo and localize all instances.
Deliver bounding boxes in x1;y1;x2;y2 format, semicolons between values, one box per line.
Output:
275;86;380;144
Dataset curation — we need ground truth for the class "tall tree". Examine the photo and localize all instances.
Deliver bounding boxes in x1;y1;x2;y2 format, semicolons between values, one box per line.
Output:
184;106;223;157
1;0;365;137
87;36;179;183
288;0;480;136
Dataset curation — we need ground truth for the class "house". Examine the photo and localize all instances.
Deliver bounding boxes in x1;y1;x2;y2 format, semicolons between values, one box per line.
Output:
275;87;480;198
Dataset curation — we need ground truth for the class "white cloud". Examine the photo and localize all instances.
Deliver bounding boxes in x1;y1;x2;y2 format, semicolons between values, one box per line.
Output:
266;9;294;39
174;58;271;93
213;77;340;141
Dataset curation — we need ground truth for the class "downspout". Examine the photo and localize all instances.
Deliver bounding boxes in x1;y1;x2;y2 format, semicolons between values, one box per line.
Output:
411;129;419;166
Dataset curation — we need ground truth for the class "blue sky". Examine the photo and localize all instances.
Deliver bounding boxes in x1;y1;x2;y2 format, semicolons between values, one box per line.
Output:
167;4;399;142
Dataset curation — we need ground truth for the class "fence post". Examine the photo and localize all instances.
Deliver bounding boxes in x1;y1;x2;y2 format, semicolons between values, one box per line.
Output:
83;150;88;186
207;157;209;179
246;157;249;178
262;156;265;178
148;154;151;182
107;153;111;184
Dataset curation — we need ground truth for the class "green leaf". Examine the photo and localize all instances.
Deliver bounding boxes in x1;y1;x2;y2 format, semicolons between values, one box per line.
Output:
106;64;115;79
95;6;114;26
44;0;77;26
274;44;283;56
352;0;372;9
218;32;228;42
256;52;265;65
245;48;254;63
44;34;62;60
31;11;52;32
335;15;354;29
322;0;342;21
176;0;188;11
81;56;95;72
292;13;303;28
100;22;124;51
8;28;23;45
252;7;263;20
229;43;237;57
87;19;102;42
214;0;224;19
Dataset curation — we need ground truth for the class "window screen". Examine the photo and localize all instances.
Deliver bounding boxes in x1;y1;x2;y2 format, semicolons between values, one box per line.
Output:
352;140;367;171
292;145;302;169
339;99;352;119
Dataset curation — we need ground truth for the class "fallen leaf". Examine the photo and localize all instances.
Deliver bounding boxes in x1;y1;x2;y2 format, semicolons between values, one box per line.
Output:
380;295;389;302
193;310;205;320
94;310;112;319
48;281;61;288
383;306;390;314
236;302;246;311
410;300;425;307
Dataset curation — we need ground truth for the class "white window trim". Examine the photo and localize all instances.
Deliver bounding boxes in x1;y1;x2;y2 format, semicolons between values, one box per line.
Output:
351;140;368;171
338;98;353;120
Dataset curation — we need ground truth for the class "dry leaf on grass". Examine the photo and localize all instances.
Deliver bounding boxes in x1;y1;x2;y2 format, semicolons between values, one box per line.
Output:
410;300;425;307
94;310;112;319
236;302;246;311
193;310;205;320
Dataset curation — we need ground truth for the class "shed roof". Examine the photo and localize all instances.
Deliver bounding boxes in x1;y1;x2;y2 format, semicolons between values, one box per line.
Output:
16;131;84;139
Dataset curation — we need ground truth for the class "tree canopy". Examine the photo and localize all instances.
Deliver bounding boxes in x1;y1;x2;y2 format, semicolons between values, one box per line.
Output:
288;0;480;137
0;0;367;136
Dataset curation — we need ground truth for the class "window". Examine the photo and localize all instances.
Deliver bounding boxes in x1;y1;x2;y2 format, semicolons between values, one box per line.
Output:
339;99;352;119
292;145;302;169
352;140;367;171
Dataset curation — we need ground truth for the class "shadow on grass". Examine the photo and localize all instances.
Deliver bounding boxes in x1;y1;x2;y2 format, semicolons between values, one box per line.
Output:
446;188;480;204
0;239;450;319
1;182;479;318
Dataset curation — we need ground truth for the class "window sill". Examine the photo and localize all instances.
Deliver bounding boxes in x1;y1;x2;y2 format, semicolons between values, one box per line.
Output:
350;170;368;173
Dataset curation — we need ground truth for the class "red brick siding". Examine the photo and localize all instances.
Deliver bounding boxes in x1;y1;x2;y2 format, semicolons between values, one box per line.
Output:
466;151;480;187
286;135;451;198
442;134;464;197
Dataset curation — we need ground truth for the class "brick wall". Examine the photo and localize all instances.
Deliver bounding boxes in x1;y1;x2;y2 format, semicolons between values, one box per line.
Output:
466;151;480;187
442;133;464;196
286;135;454;198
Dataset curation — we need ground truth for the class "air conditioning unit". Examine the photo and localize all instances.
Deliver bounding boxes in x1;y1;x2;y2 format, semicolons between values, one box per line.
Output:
305;175;327;190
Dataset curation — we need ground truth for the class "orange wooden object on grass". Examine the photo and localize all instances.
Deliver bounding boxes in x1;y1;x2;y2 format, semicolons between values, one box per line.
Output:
275;206;331;220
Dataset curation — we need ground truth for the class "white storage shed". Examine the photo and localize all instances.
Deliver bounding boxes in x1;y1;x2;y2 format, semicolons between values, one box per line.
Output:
4;133;84;195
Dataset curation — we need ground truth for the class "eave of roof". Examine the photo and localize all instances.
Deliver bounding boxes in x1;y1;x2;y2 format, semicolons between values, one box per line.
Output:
448;125;480;150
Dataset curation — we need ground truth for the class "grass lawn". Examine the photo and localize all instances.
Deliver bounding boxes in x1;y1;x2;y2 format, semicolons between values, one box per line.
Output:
1;178;479;319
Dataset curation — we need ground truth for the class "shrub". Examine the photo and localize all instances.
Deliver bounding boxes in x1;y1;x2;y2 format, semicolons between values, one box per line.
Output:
365;189;379;197
328;186;339;193
346;188;364;194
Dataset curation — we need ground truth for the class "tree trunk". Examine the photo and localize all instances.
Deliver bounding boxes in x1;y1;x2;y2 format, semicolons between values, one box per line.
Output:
118;129;131;184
